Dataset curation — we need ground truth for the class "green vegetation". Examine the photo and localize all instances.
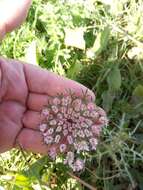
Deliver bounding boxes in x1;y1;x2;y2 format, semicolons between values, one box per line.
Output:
0;0;143;189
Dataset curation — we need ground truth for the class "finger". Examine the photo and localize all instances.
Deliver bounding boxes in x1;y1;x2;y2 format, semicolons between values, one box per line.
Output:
15;128;48;154
0;0;32;33
24;64;95;101
27;93;49;111
23;110;42;130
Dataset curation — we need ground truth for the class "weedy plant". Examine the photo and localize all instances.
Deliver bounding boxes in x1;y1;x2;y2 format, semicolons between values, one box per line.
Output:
0;0;143;189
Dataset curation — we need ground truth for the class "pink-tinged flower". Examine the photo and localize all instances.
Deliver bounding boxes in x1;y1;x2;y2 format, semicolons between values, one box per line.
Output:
72;99;82;112
53;97;61;105
39;124;47;132
62;96;72;106
48;147;57;160
72;159;85;172
81;122;88;128
89;138;98;150
60;144;67;152
61;107;67;114
79;141;89;151
44;136;53;144
98;116;108;125
87;102;95;111
41;108;49;116
91;125;101;136
79;116;85;123
39;91;108;171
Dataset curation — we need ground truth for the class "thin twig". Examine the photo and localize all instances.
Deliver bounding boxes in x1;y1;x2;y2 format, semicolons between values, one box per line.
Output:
68;172;97;190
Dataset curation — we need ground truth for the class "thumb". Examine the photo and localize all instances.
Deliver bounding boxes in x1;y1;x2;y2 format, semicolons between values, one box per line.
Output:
0;0;32;39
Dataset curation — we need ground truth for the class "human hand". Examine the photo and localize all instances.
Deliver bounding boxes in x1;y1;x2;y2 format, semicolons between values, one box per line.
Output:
0;57;95;154
0;0;31;39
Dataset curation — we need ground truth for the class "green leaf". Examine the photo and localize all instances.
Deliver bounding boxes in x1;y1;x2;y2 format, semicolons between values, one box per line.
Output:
23;156;48;180
88;26;110;58
102;90;115;112
133;85;143;98
67;61;83;80
107;65;121;91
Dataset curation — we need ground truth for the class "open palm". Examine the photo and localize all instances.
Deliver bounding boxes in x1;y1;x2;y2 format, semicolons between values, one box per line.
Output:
0;57;95;154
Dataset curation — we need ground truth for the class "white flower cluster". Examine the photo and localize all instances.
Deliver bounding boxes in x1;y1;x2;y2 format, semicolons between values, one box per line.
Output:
39;93;108;171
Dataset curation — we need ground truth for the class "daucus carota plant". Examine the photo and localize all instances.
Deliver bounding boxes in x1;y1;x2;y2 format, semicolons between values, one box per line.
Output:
39;91;108;172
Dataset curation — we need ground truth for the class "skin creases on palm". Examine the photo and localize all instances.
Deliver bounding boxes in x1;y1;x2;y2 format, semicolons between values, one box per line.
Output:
0;57;95;154
0;58;28;153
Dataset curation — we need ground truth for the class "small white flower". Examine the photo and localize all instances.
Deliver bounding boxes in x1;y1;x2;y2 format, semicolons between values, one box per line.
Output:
84;129;92;137
47;128;54;135
80;141;89;151
51;105;58;113
56;126;62;132
90;111;99;118
58;120;64;125
85;118;93;126
67;135;73;144
55;135;61;143
81;122;88;128
57;113;63;119
83;110;90;117
77;130;85;138
49;119;57;125
81;104;86;111
44;136;53;144
64;151;74;165
72;129;77;137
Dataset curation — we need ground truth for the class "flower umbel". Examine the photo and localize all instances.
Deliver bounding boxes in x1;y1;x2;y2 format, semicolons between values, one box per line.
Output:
39;91;108;171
